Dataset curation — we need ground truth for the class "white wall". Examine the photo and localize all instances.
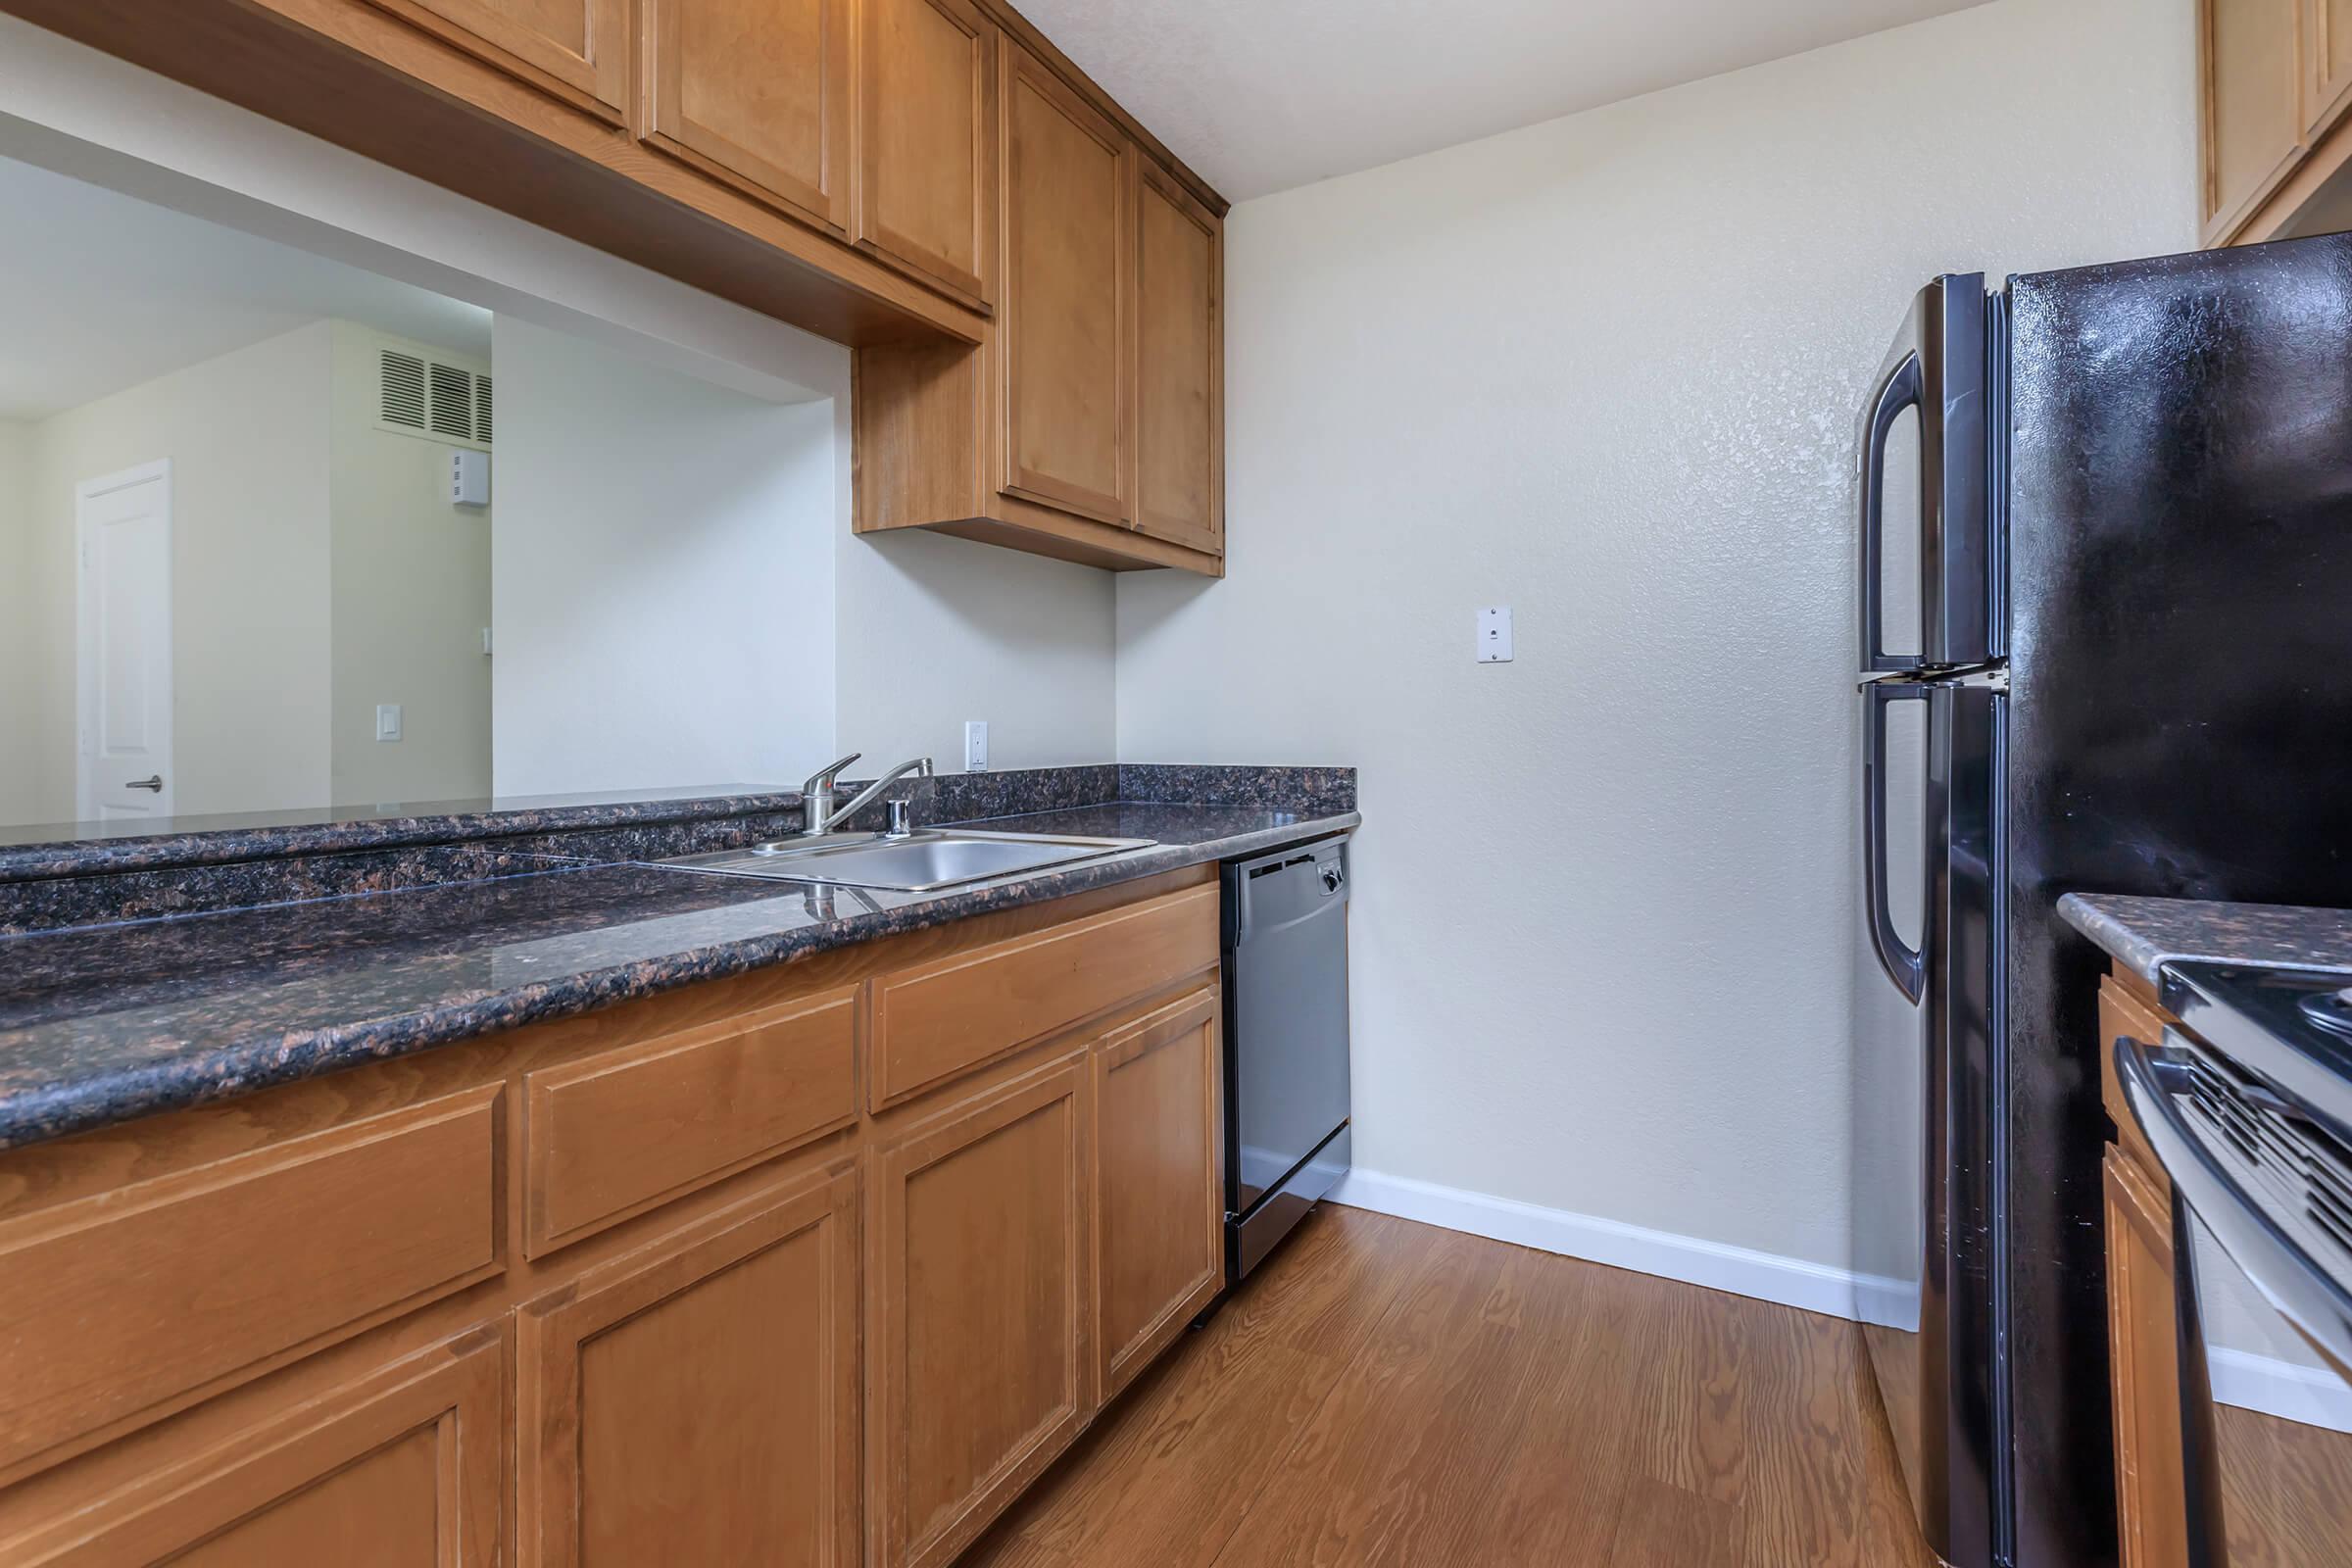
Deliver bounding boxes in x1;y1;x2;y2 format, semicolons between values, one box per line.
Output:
491;316;837;796
836;528;1116;772
0;419;35;824
1117;0;2199;1277
22;324;334;821
327;321;493;806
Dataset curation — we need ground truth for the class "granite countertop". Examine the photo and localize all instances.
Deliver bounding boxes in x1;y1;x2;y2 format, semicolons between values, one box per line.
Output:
2058;893;2352;984
0;784;804;883
0;802;1355;1152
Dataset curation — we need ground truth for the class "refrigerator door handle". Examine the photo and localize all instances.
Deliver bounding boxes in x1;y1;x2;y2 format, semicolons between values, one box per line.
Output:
1863;680;1928;1003
1858;348;1925;674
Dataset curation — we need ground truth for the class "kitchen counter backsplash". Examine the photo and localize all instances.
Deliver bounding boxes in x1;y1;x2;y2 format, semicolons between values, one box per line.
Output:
0;764;1354;936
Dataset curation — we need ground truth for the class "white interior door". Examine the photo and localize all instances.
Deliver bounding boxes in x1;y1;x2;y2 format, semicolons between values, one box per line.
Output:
76;461;174;822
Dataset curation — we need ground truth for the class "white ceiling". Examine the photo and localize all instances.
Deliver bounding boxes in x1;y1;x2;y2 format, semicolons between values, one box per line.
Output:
0;156;493;422
1017;0;1995;203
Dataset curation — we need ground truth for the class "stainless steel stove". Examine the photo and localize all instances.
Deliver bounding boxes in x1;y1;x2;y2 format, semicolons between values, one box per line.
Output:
2117;960;2352;1566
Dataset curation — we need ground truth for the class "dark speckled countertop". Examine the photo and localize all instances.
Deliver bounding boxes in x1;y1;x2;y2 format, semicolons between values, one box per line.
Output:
2058;893;2352;984
0;802;1355;1151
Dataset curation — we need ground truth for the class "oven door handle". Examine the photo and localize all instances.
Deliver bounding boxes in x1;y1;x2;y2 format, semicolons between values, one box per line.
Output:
2116;1032;2352;1379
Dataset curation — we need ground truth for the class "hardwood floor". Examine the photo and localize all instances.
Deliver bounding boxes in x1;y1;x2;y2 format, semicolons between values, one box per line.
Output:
960;1204;1943;1568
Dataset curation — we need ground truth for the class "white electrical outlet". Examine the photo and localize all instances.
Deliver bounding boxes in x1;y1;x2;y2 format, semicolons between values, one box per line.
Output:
1477;607;1515;663
375;703;404;742
964;720;990;772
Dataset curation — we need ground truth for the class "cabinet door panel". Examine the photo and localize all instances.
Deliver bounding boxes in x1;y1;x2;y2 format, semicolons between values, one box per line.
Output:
1094;989;1221;1400
643;0;852;232
367;0;629;116
2314;0;2352;138
870;1055;1091;1568
2105;1147;2190;1568
2204;0;2304;236
1134;164;1222;556
21;1331;504;1567
520;1165;860;1568
858;0;995;304
1000;45;1130;525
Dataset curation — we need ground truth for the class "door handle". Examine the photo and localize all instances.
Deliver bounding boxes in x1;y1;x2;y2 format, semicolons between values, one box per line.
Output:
125;775;163;793
1862;681;1926;1003
1858;349;1923;674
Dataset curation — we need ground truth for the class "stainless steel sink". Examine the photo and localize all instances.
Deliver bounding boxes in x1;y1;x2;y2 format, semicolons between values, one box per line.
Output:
661;828;1155;893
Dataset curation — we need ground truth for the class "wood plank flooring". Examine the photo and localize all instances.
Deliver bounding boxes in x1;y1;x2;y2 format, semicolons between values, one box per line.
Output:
960;1204;1944;1568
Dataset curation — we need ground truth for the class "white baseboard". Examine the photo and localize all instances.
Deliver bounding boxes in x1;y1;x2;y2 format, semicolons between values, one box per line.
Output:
2209;1346;2352;1434
1327;1167;1896;1321
1326;1170;2352;1435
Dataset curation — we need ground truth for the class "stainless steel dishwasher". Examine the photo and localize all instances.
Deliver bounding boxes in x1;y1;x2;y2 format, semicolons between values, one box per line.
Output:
1223;838;1351;1282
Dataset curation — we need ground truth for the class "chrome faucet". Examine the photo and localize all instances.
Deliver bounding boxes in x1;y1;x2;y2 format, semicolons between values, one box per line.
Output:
799;753;934;837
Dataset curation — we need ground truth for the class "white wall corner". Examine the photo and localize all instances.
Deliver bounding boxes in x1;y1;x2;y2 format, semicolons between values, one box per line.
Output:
1329;1167;1895;1322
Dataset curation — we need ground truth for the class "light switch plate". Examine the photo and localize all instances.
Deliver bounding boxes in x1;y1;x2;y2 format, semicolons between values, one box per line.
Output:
964;719;989;772
1477;607;1514;663
375;703;403;742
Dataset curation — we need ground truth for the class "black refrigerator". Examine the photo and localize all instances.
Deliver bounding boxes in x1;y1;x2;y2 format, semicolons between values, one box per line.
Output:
1851;233;2352;1568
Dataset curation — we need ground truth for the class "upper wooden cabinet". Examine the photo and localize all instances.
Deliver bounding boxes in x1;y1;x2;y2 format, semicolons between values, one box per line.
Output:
2202;0;2303;241
367;0;630;118
1001;46;1132;526
2313;0;2352;137
1134;163;1224;557
640;0;854;234
2198;0;2352;245
852;41;1224;575
857;0;998;307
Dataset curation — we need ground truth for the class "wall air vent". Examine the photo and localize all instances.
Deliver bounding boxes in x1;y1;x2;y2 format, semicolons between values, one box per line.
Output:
372;337;492;451
379;350;428;431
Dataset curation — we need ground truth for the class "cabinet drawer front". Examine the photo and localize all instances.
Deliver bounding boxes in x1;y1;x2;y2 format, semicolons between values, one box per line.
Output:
525;986;859;1255
0;1086;503;1479
870;883;1217;1109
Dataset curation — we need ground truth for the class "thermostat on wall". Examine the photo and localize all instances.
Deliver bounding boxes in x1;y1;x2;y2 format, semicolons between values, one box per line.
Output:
449;449;490;510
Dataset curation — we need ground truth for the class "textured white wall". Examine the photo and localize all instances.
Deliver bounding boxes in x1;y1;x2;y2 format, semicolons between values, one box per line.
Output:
22;324;334;822
835;527;1116;773
0;420;36;824
327;321;494;807
490;316;836;797
1116;0;2199;1271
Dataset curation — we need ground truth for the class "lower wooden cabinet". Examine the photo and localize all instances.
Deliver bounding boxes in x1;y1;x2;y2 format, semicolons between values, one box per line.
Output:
9;1330;505;1566
0;871;1239;1568
869;1054;1093;1568
2105;1145;2189;1568
1094;987;1223;1400
518;1163;862;1568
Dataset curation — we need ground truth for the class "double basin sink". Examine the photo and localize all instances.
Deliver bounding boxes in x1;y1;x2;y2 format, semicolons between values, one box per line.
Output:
662;827;1155;894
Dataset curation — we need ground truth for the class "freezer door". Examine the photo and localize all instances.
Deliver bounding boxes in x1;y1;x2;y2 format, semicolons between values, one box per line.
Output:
1857;275;1994;673
1853;677;2005;1568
